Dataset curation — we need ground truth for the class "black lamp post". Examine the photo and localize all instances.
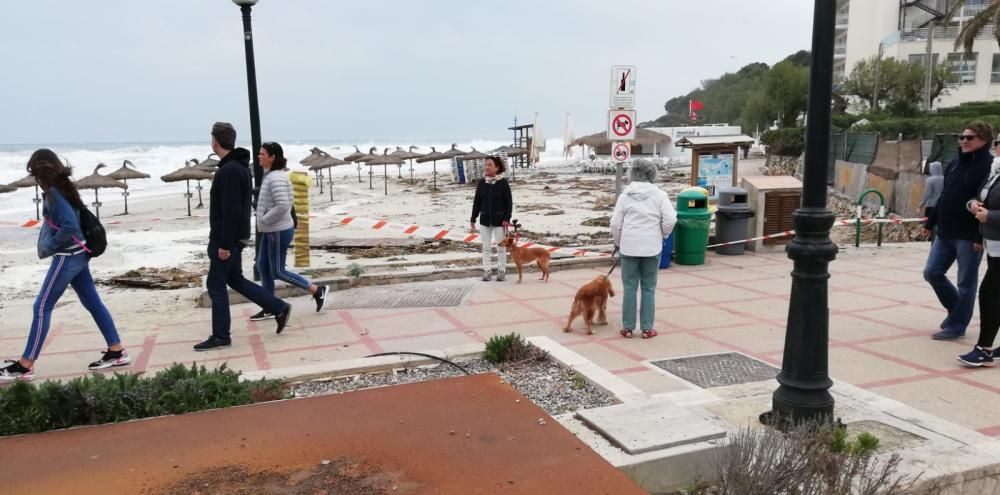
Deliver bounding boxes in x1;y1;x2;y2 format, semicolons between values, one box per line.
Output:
232;0;264;279
761;0;838;427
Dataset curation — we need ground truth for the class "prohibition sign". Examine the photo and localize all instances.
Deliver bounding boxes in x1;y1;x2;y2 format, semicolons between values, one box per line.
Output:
607;109;636;140
612;142;631;162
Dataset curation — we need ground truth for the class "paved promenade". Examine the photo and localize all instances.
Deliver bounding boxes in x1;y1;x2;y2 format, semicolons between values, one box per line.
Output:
2;243;999;435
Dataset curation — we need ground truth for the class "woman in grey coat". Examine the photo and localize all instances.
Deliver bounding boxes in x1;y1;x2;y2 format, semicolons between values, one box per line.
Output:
958;148;1000;367
250;142;328;321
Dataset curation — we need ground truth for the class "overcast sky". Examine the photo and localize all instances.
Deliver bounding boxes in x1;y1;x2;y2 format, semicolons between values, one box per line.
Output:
0;1;813;145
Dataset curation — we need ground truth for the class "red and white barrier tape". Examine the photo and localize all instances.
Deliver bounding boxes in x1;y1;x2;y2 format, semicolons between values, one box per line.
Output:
706;217;928;249
333;215;612;258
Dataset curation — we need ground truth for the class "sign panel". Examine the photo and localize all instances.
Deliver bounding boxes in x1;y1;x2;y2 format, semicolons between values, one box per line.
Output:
607;110;636;141
610;65;636;108
612;142;631;163
697;152;734;200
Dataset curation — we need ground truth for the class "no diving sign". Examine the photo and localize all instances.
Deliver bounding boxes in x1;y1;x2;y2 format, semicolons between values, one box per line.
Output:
612;142;631;163
607;110;636;140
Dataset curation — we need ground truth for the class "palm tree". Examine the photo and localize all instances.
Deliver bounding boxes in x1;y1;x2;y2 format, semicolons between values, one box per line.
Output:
946;0;1000;55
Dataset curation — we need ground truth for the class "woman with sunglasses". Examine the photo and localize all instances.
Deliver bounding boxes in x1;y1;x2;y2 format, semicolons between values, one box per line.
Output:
249;142;328;321
922;122;993;341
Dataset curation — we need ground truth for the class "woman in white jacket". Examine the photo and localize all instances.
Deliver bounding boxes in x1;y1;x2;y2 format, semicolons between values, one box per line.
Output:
610;159;677;339
249;142;328;321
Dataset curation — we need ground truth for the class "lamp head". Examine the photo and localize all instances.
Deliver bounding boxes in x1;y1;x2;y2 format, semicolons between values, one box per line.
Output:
232;0;259;6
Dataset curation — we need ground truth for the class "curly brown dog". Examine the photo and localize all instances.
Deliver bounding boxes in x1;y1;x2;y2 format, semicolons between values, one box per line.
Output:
498;235;551;283
564;275;615;335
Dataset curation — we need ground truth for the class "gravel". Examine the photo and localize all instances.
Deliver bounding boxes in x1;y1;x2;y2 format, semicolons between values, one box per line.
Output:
291;357;617;415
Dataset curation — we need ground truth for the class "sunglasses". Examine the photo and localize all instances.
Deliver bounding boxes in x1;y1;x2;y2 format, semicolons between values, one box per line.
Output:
959;135;979;141
994;140;1000;146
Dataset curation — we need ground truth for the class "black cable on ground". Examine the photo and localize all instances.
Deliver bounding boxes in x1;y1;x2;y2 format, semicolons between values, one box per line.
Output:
365;351;471;375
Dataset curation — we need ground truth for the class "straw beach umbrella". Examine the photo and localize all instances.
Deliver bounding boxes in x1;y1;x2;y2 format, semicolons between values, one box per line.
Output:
391;146;423;179
309;151;348;202
0;184;14;194
195;153;219;172
9;175;41;220
415;146;447;191
300;147;326;190
107;159;150;215
367;149;404;196
75;164;127;220
356;147;379;189
342;145;368;183
161;160;214;217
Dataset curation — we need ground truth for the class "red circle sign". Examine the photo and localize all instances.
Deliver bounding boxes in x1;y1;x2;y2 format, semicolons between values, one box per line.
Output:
612;114;633;137
613;143;630;161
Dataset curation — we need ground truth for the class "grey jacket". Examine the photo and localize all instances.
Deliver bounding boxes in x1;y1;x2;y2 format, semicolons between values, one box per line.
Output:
978;172;1000;242
256;170;294;233
919;161;943;208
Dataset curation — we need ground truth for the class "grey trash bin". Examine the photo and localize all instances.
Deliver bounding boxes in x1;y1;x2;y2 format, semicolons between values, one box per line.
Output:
715;186;755;255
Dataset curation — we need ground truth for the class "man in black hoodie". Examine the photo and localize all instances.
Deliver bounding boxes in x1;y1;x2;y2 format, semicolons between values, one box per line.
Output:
922;122;992;340
195;122;292;351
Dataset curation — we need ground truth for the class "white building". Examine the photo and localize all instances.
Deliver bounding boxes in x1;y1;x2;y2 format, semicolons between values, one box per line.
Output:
837;0;1000;108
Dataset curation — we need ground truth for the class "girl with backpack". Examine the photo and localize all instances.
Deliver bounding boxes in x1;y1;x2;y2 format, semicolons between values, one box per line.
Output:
0;149;129;381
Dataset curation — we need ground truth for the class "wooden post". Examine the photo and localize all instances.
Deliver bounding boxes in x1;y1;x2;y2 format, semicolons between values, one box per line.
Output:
290;171;311;268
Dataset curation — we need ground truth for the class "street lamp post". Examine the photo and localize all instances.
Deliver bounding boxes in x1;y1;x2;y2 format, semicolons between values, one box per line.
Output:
761;0;838;427
232;0;264;279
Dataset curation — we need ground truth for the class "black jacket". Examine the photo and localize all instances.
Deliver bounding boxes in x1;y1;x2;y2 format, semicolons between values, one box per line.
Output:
926;145;991;241
470;178;513;227
209;148;253;250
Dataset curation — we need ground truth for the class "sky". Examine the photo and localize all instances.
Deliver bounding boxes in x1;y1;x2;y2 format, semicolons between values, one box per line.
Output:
0;0;814;145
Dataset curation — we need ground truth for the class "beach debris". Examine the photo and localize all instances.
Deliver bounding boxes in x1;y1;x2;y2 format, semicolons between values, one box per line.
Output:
105;267;202;290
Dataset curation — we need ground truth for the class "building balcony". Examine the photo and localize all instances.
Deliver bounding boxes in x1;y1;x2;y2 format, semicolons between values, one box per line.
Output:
836;13;849;27
900;24;994;43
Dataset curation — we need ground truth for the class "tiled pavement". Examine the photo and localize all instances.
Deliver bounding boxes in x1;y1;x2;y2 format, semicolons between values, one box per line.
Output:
4;243;1000;435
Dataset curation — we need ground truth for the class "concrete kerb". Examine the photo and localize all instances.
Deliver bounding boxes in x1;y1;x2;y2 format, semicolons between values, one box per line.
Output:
198;255;615;308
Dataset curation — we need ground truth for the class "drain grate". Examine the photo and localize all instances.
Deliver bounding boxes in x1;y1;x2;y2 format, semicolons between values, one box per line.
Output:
650;352;779;388
328;282;475;310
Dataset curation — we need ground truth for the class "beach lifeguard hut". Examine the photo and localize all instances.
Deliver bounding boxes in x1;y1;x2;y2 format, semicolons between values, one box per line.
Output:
508;121;534;169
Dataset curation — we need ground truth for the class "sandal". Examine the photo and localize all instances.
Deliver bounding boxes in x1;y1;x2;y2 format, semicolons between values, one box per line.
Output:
619;329;634;339
641;329;658;339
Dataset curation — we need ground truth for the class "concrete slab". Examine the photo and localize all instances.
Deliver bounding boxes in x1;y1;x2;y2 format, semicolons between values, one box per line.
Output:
576;397;727;454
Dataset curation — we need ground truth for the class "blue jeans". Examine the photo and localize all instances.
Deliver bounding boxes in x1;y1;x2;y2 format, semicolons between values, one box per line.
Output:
923;237;983;335
23;254;120;361
621;255;661;331
258;228;311;294
207;242;286;340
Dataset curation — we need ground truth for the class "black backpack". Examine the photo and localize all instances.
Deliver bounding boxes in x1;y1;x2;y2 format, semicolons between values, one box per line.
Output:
79;207;107;257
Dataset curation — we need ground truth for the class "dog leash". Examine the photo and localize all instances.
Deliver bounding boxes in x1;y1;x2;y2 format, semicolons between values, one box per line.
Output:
606;247;620;277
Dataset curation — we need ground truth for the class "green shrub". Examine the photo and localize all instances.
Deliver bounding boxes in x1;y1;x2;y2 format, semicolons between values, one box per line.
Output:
483;333;546;365
0;363;286;436
854;114;1000;139
345;263;365;278
761;128;805;157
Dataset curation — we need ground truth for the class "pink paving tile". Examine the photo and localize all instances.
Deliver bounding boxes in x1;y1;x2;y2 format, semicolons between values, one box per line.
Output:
827;314;916;344
871;377;1000;431
656;272;718;289
695;266;787;283
346;309;455;339
266;343;371;368
564;342;645;370
828;347;927;384
849;268;926;285
861;305;950;332
617;369;692;395
859;336;968;372
731;277;793;296
375;332;480;354
717;297;791;322
664;305;761;331
698;323;786;354
827;290;901;313
666;284;771;304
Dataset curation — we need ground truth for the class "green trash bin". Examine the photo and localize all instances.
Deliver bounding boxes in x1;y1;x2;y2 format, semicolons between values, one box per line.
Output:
675;189;711;265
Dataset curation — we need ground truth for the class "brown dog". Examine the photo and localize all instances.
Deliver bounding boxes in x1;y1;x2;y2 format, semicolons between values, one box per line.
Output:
499;235;551;283
564;275;615;335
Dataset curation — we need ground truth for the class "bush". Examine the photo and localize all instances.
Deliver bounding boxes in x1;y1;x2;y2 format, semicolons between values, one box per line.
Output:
761;128;805;157
853;114;1000;139
483;333;547;365
707;423;940;495
0;363;286;436
345;263;365;278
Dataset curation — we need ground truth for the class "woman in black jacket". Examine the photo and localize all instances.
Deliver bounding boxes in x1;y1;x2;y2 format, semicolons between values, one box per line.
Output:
470;156;513;281
958;147;1000;367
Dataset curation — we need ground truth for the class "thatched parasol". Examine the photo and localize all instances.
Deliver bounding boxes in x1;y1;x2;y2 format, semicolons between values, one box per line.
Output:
356;147;379;189
309;151;349;202
299;147;324;168
462;148;489;161
9;175;41;220
573;128;671;148
195;153;220;172
460;148;490;183
440;144;469;186
161;160;214;216
0;184;15;194
416;146;447;191
75;164;127;220
390;146;423;179
368;149;405;196
342;146;369;183
107;159;150;215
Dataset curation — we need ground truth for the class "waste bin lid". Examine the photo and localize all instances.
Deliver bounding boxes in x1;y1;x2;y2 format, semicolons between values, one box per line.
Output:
717;186;749;208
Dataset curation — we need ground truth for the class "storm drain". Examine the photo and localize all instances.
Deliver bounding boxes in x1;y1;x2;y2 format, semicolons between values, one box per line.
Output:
650;352;779;388
328;282;475;310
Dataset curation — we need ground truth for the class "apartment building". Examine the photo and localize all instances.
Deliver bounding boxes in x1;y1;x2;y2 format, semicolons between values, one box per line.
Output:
836;0;1000;107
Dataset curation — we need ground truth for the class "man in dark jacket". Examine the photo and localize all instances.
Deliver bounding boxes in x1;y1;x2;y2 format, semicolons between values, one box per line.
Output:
922;121;992;340
196;122;292;351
